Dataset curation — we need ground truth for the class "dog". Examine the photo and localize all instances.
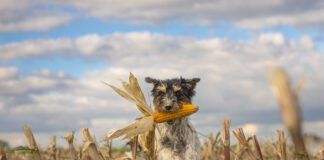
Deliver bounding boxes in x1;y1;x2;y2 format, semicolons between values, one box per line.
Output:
145;77;201;160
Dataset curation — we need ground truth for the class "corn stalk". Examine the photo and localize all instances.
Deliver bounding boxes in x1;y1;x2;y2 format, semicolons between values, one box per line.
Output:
82;128;104;160
64;132;79;160
222;119;231;160
0;144;7;160
252;135;263;160
271;68;309;159
277;130;287;160
103;139;112;159
48;136;56;160
23;126;42;160
233;128;257;160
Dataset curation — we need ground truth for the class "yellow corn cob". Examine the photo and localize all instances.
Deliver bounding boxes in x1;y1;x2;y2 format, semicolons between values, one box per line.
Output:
153;104;199;123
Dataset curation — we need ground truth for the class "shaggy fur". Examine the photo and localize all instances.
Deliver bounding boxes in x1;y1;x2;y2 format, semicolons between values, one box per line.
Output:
145;77;201;160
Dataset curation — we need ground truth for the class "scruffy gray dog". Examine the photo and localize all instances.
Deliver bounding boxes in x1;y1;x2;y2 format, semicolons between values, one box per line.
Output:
145;77;201;160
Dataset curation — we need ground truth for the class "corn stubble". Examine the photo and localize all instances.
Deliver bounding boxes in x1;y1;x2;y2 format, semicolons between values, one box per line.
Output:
23;126;42;160
222;119;231;160
3;70;323;160
0;144;7;160
47;136;56;160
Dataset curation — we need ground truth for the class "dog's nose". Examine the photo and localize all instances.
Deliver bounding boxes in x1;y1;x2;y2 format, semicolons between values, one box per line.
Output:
165;105;172;111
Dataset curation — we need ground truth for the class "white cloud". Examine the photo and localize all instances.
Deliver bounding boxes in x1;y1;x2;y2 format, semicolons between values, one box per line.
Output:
0;132;27;147
53;0;324;29
0;14;71;32
0;67;17;79
258;33;285;46
0;32;323;147
236;9;324;29
56;0;282;23
1;0;323;32
241;123;259;135
76;34;103;55
0;102;3;112
0;0;72;32
304;121;324;136
0;38;73;60
0;0;31;20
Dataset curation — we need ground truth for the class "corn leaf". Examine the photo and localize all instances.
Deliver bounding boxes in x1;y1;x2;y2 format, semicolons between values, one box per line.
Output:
102;81;135;102
129;72;147;103
105;116;154;140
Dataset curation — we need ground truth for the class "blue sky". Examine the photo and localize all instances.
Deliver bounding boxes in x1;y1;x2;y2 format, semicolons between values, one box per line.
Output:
0;0;324;147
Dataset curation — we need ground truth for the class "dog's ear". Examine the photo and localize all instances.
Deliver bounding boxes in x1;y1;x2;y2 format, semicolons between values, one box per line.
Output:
184;78;200;90
145;77;159;84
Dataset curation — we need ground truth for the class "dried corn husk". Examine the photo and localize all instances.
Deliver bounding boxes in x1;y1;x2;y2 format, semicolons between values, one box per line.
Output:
104;73;157;160
103;73;153;116
105;116;154;140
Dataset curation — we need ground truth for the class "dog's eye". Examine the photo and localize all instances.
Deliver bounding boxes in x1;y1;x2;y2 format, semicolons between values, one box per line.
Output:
157;89;165;94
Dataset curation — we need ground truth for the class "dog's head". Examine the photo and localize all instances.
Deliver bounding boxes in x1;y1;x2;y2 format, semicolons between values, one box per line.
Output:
145;77;200;112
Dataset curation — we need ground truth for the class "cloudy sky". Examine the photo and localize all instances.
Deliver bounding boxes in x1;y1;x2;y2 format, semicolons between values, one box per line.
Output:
0;0;324;147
